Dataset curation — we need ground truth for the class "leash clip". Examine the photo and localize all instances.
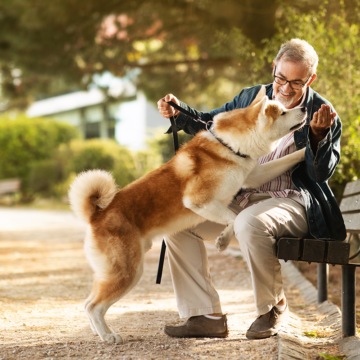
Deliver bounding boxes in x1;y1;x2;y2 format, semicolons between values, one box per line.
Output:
166;100;213;131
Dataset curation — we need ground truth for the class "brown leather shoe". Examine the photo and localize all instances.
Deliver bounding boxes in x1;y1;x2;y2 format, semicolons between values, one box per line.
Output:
246;305;289;339
164;315;228;338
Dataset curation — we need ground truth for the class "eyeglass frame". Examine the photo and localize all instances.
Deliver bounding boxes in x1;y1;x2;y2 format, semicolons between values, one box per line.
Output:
273;65;312;90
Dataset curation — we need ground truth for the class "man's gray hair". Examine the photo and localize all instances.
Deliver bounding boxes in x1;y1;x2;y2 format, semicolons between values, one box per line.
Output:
274;39;319;75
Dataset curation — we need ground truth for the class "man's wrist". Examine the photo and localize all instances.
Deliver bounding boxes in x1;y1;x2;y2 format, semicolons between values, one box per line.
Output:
310;127;328;140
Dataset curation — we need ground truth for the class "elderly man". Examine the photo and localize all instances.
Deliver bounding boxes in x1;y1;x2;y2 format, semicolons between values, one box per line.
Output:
157;39;346;339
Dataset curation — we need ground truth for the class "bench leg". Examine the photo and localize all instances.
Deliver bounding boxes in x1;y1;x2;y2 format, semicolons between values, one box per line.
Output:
341;265;356;337
317;263;328;303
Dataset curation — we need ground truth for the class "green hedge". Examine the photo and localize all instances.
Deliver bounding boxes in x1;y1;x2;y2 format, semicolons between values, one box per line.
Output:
28;138;146;198
58;139;139;189
0;114;187;200
0;115;78;194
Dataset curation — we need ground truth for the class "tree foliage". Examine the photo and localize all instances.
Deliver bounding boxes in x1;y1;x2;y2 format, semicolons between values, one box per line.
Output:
0;0;357;109
1;0;360;199
246;3;360;199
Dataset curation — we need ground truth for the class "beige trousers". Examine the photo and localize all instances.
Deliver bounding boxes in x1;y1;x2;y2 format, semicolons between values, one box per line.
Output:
165;193;309;318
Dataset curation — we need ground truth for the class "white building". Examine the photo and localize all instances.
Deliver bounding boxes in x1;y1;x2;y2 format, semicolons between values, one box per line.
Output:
26;79;167;151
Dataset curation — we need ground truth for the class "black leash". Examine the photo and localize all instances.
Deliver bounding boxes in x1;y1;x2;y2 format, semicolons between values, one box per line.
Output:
166;100;213;130
156;110;179;284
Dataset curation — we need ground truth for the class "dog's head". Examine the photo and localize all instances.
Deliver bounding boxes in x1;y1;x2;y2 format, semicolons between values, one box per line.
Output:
212;86;307;157
251;86;307;140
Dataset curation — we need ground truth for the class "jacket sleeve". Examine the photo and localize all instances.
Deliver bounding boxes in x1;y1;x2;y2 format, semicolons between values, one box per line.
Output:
303;112;342;184
166;91;243;136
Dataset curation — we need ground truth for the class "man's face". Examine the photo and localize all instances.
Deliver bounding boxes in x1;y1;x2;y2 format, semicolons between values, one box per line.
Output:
273;59;315;109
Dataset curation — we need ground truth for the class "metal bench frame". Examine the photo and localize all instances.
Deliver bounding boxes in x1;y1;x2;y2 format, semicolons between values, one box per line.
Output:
277;179;360;338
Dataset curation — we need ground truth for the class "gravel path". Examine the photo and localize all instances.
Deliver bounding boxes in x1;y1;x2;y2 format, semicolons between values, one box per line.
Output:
0;208;348;359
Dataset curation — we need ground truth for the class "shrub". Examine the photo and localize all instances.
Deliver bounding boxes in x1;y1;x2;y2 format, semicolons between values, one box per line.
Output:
147;128;193;164
28;159;62;196
0;114;78;194
50;139;139;197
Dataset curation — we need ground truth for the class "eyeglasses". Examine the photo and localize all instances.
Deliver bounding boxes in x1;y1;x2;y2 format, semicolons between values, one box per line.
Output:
273;65;312;90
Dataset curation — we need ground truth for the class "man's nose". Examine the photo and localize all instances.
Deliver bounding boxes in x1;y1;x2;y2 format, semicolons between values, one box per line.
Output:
282;82;293;92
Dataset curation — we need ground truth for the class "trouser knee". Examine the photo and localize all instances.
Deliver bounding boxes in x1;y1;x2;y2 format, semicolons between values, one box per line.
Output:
234;211;273;251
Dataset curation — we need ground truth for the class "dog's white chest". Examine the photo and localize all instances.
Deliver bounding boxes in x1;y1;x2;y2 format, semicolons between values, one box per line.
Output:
215;160;256;203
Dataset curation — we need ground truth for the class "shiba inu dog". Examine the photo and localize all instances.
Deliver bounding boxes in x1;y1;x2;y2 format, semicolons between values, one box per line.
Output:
69;86;306;344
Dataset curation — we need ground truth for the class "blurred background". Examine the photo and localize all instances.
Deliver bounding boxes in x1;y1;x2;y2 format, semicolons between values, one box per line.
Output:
0;0;359;205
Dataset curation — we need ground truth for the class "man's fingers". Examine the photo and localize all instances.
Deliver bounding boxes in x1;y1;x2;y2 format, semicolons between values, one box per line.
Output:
312;112;318;123
317;105;333;126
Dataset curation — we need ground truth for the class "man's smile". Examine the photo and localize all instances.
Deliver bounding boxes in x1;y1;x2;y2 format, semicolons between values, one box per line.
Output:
279;89;295;97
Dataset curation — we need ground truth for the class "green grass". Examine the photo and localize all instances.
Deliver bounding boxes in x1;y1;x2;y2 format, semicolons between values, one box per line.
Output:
318;353;346;360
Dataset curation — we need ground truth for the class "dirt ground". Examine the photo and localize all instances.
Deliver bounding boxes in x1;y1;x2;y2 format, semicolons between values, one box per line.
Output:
0;208;346;359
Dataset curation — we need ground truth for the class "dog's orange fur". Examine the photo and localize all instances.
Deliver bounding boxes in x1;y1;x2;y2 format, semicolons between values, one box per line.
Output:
215;88;263;136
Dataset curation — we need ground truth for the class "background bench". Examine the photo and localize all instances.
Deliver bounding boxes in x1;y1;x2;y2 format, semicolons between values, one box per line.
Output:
0;178;21;204
277;179;360;338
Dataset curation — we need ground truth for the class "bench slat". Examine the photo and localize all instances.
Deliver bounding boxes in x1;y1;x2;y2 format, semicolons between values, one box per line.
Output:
340;194;360;213
343;179;360;197
342;213;360;233
0;178;21;195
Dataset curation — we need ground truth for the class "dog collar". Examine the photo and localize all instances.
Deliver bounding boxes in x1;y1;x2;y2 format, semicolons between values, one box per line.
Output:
209;129;248;158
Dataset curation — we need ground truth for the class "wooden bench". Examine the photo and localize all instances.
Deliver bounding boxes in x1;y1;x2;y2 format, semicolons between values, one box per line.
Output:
277;179;360;338
0;178;21;203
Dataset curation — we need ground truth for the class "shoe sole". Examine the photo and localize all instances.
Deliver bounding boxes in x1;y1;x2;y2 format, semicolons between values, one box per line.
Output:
246;329;278;339
164;329;228;338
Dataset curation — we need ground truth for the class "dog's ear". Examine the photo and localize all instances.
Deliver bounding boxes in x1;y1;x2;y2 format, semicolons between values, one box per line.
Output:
265;103;282;121
250;86;266;107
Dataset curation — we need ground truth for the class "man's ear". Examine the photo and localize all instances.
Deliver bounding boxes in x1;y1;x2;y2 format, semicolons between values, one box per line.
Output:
307;73;317;87
251;85;266;107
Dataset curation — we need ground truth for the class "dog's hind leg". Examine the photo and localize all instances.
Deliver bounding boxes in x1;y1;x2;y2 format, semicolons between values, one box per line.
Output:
84;293;98;335
85;256;144;344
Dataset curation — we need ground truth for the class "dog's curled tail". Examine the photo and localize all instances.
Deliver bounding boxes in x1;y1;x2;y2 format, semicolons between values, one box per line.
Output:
68;170;117;223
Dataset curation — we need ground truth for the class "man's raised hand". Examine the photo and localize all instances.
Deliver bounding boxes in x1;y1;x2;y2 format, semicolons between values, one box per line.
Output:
310;104;336;137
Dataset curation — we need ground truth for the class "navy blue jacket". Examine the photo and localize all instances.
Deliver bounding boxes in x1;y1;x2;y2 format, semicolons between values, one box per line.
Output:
169;84;346;241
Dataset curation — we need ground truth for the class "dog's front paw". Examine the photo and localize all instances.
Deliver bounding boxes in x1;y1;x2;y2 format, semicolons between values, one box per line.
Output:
103;333;123;344
215;223;234;252
215;233;231;252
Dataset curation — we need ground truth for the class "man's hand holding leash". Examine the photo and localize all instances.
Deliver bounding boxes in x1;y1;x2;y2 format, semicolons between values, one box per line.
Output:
157;94;180;118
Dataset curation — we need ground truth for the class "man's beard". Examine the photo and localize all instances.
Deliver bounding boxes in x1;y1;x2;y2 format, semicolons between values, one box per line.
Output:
275;89;297;108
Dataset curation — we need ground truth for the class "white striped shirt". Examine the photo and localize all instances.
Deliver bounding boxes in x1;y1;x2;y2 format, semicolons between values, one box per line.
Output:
236;132;302;207
236;90;306;208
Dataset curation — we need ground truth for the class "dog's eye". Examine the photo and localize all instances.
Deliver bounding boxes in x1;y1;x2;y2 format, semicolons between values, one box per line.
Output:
281;111;286;116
